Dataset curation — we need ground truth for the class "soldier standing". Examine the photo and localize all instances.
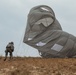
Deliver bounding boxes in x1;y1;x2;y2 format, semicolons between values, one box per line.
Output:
4;42;14;61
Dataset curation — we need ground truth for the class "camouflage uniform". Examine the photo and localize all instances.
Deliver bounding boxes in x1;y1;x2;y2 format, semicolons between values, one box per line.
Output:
4;42;14;61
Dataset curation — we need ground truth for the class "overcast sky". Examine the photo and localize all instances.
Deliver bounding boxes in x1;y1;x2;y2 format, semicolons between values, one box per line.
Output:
0;0;76;57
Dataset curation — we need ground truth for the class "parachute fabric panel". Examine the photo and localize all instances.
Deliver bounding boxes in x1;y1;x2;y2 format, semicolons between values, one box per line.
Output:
23;5;76;58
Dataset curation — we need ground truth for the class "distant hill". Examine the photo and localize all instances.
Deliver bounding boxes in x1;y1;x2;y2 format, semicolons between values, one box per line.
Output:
0;57;76;75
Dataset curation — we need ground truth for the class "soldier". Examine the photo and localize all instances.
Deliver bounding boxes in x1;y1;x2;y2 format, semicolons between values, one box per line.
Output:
4;42;14;61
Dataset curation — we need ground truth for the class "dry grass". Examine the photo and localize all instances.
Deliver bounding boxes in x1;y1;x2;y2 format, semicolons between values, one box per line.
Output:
0;57;76;75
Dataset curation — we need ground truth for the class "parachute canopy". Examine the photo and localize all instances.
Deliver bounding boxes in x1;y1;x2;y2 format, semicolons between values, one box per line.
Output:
23;5;76;58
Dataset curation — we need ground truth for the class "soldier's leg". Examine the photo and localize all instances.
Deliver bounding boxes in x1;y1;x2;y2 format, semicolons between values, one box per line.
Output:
9;52;13;60
4;50;8;61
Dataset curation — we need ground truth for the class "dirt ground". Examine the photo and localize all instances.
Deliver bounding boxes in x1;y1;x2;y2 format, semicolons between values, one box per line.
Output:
0;57;76;75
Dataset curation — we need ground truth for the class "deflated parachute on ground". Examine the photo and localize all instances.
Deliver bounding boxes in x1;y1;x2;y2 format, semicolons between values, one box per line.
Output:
23;5;76;58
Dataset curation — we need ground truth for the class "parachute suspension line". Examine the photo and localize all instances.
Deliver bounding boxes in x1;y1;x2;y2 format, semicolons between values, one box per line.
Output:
21;44;29;57
16;27;26;56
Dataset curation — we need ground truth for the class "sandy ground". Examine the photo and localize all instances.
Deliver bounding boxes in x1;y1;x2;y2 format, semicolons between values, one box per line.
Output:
0;57;76;75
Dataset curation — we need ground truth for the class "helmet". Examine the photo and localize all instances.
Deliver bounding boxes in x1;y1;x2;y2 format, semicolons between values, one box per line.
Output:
10;42;14;44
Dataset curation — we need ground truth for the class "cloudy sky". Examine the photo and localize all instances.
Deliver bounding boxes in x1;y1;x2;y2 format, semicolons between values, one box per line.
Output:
0;0;76;57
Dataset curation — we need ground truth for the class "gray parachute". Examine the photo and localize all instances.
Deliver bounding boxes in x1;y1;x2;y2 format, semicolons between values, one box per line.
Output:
23;5;76;58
